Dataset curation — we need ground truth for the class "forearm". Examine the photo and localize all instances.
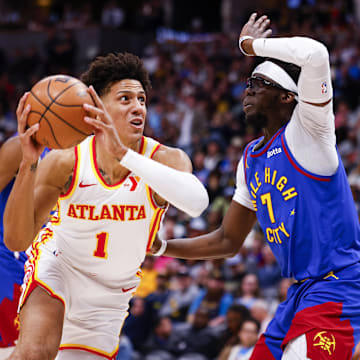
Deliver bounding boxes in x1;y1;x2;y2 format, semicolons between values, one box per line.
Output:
164;227;238;260
4;160;38;251
120;149;209;217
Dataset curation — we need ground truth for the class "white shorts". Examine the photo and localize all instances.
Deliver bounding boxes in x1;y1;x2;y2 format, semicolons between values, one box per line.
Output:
20;237;140;359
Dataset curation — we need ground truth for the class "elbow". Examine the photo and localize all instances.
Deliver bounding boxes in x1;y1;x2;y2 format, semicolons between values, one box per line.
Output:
187;189;209;218
300;37;329;66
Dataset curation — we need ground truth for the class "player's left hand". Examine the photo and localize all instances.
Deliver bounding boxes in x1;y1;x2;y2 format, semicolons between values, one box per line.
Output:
149;236;162;255
240;13;272;40
84;86;128;161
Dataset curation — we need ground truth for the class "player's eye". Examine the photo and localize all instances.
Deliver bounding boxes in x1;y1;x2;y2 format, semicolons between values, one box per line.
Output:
119;95;128;101
139;96;146;103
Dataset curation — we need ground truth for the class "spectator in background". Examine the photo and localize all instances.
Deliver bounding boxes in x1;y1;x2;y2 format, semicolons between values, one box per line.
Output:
234;273;261;310
188;272;233;327
192;150;210;185
226;318;261;360
101;0;125;28
173;307;220;360
145;272;171;329
250;299;272;336
257;245;282;302
142;316;178;360
216;304;251;358
159;267;200;323
206;170;224;204
122;297;152;356
204;138;224;172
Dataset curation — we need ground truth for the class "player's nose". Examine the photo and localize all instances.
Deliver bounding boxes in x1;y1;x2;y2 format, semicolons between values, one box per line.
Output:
131;99;146;115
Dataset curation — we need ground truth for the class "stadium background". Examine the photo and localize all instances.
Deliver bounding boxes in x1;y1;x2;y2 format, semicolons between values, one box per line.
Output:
1;0;360;359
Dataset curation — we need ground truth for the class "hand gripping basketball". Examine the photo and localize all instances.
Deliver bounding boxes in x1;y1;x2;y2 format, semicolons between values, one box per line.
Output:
24;75;95;149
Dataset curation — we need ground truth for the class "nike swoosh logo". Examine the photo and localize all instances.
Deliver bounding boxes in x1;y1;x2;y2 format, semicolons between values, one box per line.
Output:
122;286;136;293
79;181;97;188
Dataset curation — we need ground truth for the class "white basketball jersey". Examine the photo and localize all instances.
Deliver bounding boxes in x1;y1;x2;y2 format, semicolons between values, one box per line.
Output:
42;135;166;287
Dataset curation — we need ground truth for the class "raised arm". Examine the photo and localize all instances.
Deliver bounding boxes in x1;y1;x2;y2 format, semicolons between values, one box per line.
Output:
240;13;332;106
240;13;337;176
4;93;73;251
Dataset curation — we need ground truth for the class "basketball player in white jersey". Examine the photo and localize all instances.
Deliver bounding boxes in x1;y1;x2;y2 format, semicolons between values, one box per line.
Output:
4;52;209;360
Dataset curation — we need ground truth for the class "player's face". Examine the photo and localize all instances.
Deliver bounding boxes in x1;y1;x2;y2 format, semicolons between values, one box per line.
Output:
243;74;282;128
101;79;147;145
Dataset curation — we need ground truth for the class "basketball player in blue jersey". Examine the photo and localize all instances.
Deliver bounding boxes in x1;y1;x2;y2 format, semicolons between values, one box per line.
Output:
4;52;209;360
151;13;360;360
0;137;49;358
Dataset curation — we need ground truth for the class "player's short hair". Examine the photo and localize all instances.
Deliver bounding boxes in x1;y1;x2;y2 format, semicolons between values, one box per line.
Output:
80;52;152;96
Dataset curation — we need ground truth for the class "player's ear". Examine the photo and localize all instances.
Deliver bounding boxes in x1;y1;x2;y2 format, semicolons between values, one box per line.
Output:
280;91;296;104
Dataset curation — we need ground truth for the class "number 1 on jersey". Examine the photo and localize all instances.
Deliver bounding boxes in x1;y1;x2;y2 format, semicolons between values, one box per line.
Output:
94;232;109;259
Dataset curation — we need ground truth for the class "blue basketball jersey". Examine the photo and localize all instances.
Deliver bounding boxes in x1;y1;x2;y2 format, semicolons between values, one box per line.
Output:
0;146;50;346
244;126;360;280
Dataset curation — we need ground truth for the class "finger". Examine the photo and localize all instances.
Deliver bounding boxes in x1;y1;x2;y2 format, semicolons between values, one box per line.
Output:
263;29;272;38
83;103;105;117
18;103;31;134
25;123;39;138
84;116;108;130
256;15;268;25
248;12;257;24
16;92;29;117
87;86;105;110
259;18;270;31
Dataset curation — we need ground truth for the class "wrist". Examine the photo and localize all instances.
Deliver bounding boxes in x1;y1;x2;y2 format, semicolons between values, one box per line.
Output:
239;35;255;56
20;158;38;172
152;239;167;256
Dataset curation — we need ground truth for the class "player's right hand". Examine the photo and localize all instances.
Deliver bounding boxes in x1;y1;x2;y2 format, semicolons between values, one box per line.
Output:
240;13;272;40
16;92;45;165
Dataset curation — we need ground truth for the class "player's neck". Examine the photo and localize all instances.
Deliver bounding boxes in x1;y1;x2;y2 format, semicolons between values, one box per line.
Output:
262;112;290;144
95;139;139;184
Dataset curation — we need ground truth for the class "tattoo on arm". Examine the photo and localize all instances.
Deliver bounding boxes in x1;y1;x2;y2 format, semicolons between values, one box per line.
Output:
63;175;73;193
30;162;38;172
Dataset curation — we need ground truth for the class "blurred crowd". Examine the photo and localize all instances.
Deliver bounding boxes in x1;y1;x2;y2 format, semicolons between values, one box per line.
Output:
1;0;360;359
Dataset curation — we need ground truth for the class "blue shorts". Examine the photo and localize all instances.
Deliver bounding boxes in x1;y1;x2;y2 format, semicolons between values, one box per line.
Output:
0;245;26;347
250;262;360;360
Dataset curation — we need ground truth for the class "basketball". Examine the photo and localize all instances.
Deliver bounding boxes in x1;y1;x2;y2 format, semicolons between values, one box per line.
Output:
25;74;95;149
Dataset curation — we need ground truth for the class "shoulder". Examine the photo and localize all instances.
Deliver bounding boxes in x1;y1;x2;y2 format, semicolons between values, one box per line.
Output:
0;136;22;163
37;148;76;190
152;144;192;173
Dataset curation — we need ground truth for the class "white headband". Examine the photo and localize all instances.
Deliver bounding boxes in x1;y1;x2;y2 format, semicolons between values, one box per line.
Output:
252;61;298;98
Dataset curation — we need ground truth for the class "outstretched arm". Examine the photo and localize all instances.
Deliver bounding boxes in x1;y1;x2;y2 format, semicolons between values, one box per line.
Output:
152;200;256;259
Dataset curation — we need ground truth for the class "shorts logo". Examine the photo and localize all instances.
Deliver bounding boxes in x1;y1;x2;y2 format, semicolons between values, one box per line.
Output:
122;286;137;293
313;331;336;355
321;82;327;94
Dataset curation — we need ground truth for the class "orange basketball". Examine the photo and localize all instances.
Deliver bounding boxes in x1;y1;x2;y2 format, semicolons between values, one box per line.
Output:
25;75;95;149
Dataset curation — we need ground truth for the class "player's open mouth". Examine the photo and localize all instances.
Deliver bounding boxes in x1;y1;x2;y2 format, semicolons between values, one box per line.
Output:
130;119;143;128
